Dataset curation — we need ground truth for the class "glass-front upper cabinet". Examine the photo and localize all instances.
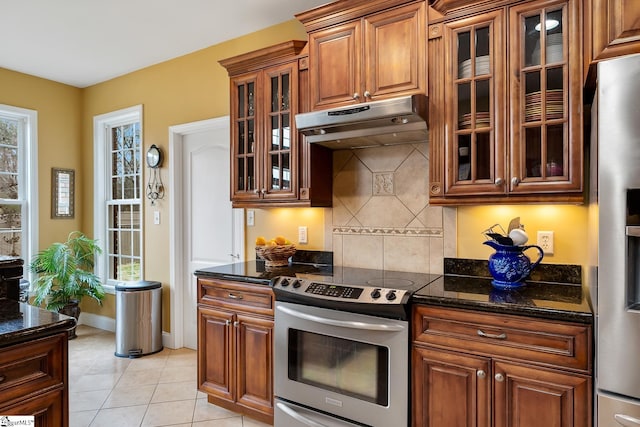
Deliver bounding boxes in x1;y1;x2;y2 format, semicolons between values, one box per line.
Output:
232;73;259;200
263;63;298;202
444;11;505;196
509;0;582;194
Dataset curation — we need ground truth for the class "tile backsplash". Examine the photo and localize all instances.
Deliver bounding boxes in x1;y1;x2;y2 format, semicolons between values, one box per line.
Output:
327;142;456;274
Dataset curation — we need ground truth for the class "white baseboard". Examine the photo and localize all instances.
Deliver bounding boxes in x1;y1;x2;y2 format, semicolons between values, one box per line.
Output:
77;313;176;349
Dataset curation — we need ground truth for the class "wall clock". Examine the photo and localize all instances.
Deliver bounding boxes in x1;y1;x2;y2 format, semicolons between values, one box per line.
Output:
146;144;163;168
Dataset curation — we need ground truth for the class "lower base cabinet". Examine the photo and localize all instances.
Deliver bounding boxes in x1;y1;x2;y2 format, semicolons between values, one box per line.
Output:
197;278;274;424
412;305;592;427
0;332;69;426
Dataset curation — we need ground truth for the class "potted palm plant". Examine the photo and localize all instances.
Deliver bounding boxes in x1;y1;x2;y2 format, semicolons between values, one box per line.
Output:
30;231;105;338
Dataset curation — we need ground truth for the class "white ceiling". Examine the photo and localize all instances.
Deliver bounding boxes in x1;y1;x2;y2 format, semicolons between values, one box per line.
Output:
1;0;329;88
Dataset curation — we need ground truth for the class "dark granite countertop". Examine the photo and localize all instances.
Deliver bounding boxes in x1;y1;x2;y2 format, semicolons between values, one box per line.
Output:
412;258;593;324
194;250;333;285
0;299;76;347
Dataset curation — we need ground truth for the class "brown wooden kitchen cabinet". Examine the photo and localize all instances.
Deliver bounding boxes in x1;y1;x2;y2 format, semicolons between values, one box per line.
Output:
412;305;592;427
219;41;332;208
0;332;69;426
297;0;426;111
586;0;640;63
428;0;584;204
197;277;274;425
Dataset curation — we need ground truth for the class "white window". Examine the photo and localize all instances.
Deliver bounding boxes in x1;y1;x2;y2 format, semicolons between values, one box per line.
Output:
0;104;37;281
94;106;143;291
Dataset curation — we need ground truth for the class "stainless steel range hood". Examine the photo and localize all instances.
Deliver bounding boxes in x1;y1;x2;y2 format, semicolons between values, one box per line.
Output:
295;94;428;149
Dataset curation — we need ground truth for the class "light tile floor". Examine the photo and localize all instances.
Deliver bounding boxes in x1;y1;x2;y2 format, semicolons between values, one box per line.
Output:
69;325;273;427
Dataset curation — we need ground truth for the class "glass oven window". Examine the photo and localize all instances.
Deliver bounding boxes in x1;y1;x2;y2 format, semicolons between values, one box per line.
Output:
288;329;389;405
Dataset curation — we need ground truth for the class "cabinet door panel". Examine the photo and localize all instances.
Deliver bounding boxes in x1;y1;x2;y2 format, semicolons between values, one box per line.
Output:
364;2;426;99
0;388;64;427
443;11;506;197
412;346;490;427
309;21;362;110
235;313;274;415
493;360;591;427
508;0;582;195
590;0;640;61
198;306;234;401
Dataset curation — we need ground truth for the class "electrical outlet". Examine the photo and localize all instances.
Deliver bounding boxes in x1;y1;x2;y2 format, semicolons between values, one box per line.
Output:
247;210;255;227
537;231;554;255
298;226;308;244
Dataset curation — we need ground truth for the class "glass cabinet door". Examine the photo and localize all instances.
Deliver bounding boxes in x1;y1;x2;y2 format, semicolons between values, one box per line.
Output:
233;75;259;198
445;11;504;196
263;63;297;201
510;0;580;194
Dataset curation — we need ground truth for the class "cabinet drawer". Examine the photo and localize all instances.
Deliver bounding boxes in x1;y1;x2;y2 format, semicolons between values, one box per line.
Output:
198;278;274;315
0;333;65;404
412;305;591;373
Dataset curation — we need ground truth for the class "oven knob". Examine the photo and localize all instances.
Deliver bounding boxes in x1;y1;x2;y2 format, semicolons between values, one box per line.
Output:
386;290;397;301
370;288;381;299
292;280;302;288
280;278;290;287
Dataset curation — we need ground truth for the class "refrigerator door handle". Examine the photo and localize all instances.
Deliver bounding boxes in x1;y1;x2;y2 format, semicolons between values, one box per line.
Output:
626;226;640;237
615;414;640;426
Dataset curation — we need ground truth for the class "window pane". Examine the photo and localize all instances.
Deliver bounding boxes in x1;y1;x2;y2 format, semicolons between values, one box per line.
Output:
0;204;21;256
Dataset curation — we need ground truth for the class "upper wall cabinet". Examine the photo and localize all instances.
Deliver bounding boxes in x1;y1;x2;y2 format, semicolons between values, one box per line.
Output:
586;0;640;62
296;0;427;111
220;41;332;208
428;0;584;205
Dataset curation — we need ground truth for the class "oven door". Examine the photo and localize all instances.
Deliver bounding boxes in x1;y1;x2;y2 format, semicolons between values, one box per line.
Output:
274;301;409;427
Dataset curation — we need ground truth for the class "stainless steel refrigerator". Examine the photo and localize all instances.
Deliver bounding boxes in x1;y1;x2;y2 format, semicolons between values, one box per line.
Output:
590;52;640;426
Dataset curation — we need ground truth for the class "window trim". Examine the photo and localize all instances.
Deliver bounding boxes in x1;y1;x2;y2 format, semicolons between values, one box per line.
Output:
93;105;143;293
0;104;38;283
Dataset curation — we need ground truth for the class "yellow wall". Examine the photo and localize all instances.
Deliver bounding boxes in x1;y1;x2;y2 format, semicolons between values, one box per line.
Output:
457;205;589;266
0;68;84;245
247;208;327;257
80;20;309;330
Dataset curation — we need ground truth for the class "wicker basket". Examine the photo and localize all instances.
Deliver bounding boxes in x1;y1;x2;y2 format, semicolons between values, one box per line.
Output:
256;244;296;267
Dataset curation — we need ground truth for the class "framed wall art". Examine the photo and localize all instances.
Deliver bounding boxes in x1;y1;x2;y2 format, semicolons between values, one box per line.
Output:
51;168;75;219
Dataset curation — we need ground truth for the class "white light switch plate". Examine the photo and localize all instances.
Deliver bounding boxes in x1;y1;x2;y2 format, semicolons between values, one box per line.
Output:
298;226;308;244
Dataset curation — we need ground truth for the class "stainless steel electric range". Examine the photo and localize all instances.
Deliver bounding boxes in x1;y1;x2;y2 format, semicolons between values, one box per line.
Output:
271;267;440;427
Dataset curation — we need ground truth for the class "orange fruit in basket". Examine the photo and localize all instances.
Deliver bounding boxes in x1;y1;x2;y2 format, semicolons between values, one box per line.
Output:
267;240;277;246
255;236;267;246
274;235;287;245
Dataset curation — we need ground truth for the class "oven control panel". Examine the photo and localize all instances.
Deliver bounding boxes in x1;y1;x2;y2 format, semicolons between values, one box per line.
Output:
272;276;409;305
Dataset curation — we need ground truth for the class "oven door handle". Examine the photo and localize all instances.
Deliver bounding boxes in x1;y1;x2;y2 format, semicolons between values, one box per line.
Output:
615;414;640;426
277;401;330;427
277;305;405;332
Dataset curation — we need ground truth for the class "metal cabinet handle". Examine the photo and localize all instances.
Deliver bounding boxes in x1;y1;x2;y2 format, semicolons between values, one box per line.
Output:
495;178;504;186
353;92;360;100
229;253;240;259
477;370;486;379
364;90;372;99
511;177;520;186
233;321;239;327
477;329;507;340
495;373;505;382
0;374;5;384
225;320;231;326
228;293;243;300
615;414;640;426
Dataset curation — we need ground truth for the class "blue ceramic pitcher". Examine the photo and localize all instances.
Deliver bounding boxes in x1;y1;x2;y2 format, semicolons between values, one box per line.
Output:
483;241;544;289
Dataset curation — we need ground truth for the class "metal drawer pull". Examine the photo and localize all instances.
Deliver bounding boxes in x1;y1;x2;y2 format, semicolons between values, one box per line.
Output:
0;375;5;383
495;373;504;382
225;320;231;326
228;293;243;300
477;370;486;379
477;329;507;340
615;414;640;426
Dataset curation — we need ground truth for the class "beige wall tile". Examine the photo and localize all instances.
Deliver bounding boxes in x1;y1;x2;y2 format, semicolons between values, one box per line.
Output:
354;145;414;172
342;234;384;269
356;197;415;227
334;156;373;214
383;236;431;273
429;237;445;274
395;150;429;215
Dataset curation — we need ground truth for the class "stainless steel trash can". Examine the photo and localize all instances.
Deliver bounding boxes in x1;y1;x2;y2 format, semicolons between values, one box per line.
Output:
115;281;163;358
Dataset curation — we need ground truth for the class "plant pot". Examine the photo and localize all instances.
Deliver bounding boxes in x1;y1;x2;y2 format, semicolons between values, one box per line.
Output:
59;300;81;339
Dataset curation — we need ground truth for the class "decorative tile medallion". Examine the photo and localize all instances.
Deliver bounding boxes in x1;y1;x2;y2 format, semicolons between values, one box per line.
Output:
373;172;394;195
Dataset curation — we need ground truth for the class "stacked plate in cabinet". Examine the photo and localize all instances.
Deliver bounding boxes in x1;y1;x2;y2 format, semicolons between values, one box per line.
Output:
524;89;563;122
458;55;490;78
458;112;490;129
531;33;563;64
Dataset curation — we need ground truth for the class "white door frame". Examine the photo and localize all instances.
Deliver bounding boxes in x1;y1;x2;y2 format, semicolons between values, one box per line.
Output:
168;116;244;349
